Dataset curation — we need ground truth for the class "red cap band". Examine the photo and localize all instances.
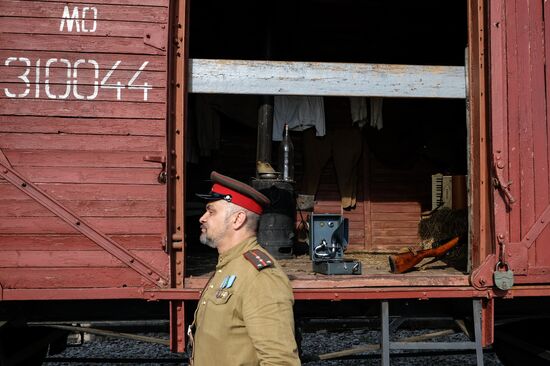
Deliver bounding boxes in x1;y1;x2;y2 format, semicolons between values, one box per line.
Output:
211;183;264;214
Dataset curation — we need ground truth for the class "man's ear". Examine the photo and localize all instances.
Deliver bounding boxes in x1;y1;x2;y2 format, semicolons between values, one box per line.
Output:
232;210;247;230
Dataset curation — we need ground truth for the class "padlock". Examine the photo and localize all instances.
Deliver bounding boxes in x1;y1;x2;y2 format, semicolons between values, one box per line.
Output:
493;262;514;290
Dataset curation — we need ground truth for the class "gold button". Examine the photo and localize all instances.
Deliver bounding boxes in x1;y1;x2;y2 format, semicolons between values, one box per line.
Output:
218;270;222;273
210;285;214;288
202;301;206;305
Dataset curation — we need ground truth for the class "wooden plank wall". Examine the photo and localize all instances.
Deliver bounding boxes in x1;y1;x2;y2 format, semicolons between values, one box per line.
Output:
310;98;433;253
312;154;428;253
366;157;430;252
0;0;170;291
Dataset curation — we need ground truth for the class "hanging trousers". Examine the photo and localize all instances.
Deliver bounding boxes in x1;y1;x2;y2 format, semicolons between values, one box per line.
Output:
302;125;363;209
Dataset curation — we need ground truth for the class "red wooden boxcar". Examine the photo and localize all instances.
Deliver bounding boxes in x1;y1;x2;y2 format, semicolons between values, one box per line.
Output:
2;0;550;363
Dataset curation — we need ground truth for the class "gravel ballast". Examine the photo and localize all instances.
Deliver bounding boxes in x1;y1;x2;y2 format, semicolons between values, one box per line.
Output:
44;328;503;365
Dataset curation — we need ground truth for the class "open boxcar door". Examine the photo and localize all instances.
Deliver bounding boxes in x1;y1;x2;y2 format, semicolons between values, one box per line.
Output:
487;0;550;287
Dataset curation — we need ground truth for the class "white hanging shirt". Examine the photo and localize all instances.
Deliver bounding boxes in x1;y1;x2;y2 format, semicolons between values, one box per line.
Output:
349;97;368;128
272;96;326;141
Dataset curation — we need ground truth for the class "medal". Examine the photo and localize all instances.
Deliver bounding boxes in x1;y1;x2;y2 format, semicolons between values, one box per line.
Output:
226;275;236;288
216;275;236;298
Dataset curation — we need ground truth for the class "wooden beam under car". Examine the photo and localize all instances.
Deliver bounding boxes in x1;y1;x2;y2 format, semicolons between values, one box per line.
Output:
188;59;466;99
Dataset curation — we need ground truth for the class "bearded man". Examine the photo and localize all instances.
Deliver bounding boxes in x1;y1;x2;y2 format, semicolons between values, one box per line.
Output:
188;171;301;366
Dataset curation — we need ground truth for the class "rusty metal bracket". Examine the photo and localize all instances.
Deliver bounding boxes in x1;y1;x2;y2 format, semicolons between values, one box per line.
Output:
519;204;550;249
0;148;12;168
0;160;168;288
144;24;167;51
496;234;507;266
470;254;497;290
0;141;4;295
492;157;516;205
169;300;185;352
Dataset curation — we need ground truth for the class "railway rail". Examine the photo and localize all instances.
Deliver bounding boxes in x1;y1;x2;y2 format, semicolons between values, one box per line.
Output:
44;351;500;366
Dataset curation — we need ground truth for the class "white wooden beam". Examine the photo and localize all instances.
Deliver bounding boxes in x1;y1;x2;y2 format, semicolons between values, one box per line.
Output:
189;59;466;99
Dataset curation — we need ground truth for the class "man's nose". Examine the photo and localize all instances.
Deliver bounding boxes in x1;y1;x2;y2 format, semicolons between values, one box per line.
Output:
199;212;207;223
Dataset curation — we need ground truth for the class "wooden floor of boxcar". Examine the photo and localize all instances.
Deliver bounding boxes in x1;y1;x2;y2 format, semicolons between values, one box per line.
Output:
185;250;469;288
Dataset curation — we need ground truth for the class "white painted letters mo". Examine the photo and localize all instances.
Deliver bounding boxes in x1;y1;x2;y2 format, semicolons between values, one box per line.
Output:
59;6;98;33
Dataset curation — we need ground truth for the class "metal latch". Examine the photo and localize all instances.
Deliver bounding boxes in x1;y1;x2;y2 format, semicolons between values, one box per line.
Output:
494;262;514;290
493;157;516;204
143;155;167;184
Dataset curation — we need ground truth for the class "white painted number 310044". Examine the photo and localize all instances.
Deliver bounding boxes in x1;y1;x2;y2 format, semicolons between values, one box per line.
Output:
4;57;152;101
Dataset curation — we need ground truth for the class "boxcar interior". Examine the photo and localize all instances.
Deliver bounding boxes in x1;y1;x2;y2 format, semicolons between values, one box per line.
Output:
184;0;469;283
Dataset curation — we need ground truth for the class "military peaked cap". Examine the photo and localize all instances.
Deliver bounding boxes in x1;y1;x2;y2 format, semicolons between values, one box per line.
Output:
196;171;270;214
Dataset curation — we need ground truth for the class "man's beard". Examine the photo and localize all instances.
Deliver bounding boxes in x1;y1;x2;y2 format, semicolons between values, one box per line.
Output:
199;209;234;249
200;231;217;248
200;223;228;249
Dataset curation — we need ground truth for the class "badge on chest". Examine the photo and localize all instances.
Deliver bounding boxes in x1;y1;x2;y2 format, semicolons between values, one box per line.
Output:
216;275;236;298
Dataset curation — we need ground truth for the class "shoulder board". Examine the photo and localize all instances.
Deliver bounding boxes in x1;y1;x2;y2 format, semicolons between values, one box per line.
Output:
243;250;274;271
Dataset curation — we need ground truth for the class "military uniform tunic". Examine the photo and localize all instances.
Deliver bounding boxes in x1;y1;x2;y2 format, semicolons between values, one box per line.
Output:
191;236;300;365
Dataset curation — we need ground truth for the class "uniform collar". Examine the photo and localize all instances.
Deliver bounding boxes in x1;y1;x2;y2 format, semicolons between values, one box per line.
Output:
217;236;257;269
